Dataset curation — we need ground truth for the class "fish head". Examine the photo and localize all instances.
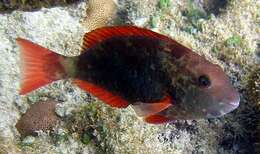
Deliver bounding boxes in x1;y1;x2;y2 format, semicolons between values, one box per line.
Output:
167;52;240;119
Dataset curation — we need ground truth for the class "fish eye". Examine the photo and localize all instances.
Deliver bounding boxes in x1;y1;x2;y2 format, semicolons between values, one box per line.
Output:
198;75;211;87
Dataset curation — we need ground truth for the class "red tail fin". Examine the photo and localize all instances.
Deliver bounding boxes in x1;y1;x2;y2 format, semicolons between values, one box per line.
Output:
16;38;66;95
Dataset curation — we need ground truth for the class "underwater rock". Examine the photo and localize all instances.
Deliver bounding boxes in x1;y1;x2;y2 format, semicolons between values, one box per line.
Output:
247;66;260;106
193;0;228;15
246;66;260;152
256;43;260;62
118;0;158;25
21;136;36;146
0;1;87;152
16;101;61;137
218;65;260;153
0;143;21;154
256;123;260;153
0;0;83;13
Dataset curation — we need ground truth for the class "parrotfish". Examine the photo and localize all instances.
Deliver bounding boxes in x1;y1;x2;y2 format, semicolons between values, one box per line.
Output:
16;26;240;124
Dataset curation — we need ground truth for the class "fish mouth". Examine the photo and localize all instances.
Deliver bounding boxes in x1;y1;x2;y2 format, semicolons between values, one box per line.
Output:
228;98;240;110
227;90;240;110
207;92;240;118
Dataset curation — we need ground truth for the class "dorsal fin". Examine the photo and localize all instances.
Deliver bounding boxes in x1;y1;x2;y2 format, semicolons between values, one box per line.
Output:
81;26;173;52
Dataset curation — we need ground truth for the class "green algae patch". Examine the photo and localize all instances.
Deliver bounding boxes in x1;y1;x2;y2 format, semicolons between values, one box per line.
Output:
225;35;242;48
182;0;208;34
159;0;171;9
183;0;208;21
211;46;220;54
51;129;69;145
81;131;93;145
150;16;160;28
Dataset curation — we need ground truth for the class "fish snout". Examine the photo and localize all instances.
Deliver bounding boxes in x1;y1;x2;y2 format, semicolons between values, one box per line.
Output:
206;90;240;118
224;90;240;109
215;91;240;116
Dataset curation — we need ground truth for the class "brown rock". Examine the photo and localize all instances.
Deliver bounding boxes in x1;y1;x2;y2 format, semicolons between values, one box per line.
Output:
16;101;61;137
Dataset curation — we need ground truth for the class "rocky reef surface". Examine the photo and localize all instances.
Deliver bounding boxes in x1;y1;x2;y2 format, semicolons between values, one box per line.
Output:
0;0;259;153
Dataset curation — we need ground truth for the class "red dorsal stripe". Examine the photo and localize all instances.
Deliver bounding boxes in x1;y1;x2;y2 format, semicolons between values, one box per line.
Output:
73;79;129;108
81;26;173;52
17;38;66;95
132;95;172;117
144;114;172;124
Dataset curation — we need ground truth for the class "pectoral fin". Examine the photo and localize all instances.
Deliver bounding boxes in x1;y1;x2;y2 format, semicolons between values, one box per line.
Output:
132;95;172;117
144;114;172;124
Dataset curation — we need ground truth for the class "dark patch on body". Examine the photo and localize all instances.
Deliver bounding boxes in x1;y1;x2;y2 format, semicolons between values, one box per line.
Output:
77;36;172;103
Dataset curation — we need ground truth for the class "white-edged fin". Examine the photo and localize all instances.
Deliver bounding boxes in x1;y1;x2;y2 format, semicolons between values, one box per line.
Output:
131;96;172;117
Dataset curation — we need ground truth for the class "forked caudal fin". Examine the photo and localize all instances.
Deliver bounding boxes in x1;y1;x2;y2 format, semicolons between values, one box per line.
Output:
16;38;67;95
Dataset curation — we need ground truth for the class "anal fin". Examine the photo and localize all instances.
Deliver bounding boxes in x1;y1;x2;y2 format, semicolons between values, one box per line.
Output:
73;79;129;108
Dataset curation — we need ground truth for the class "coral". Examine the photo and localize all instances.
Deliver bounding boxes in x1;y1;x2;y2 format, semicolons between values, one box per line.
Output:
82;0;118;30
16;101;61;137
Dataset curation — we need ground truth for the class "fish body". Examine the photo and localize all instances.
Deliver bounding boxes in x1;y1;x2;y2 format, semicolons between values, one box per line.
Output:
77;36;171;103
17;26;240;124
